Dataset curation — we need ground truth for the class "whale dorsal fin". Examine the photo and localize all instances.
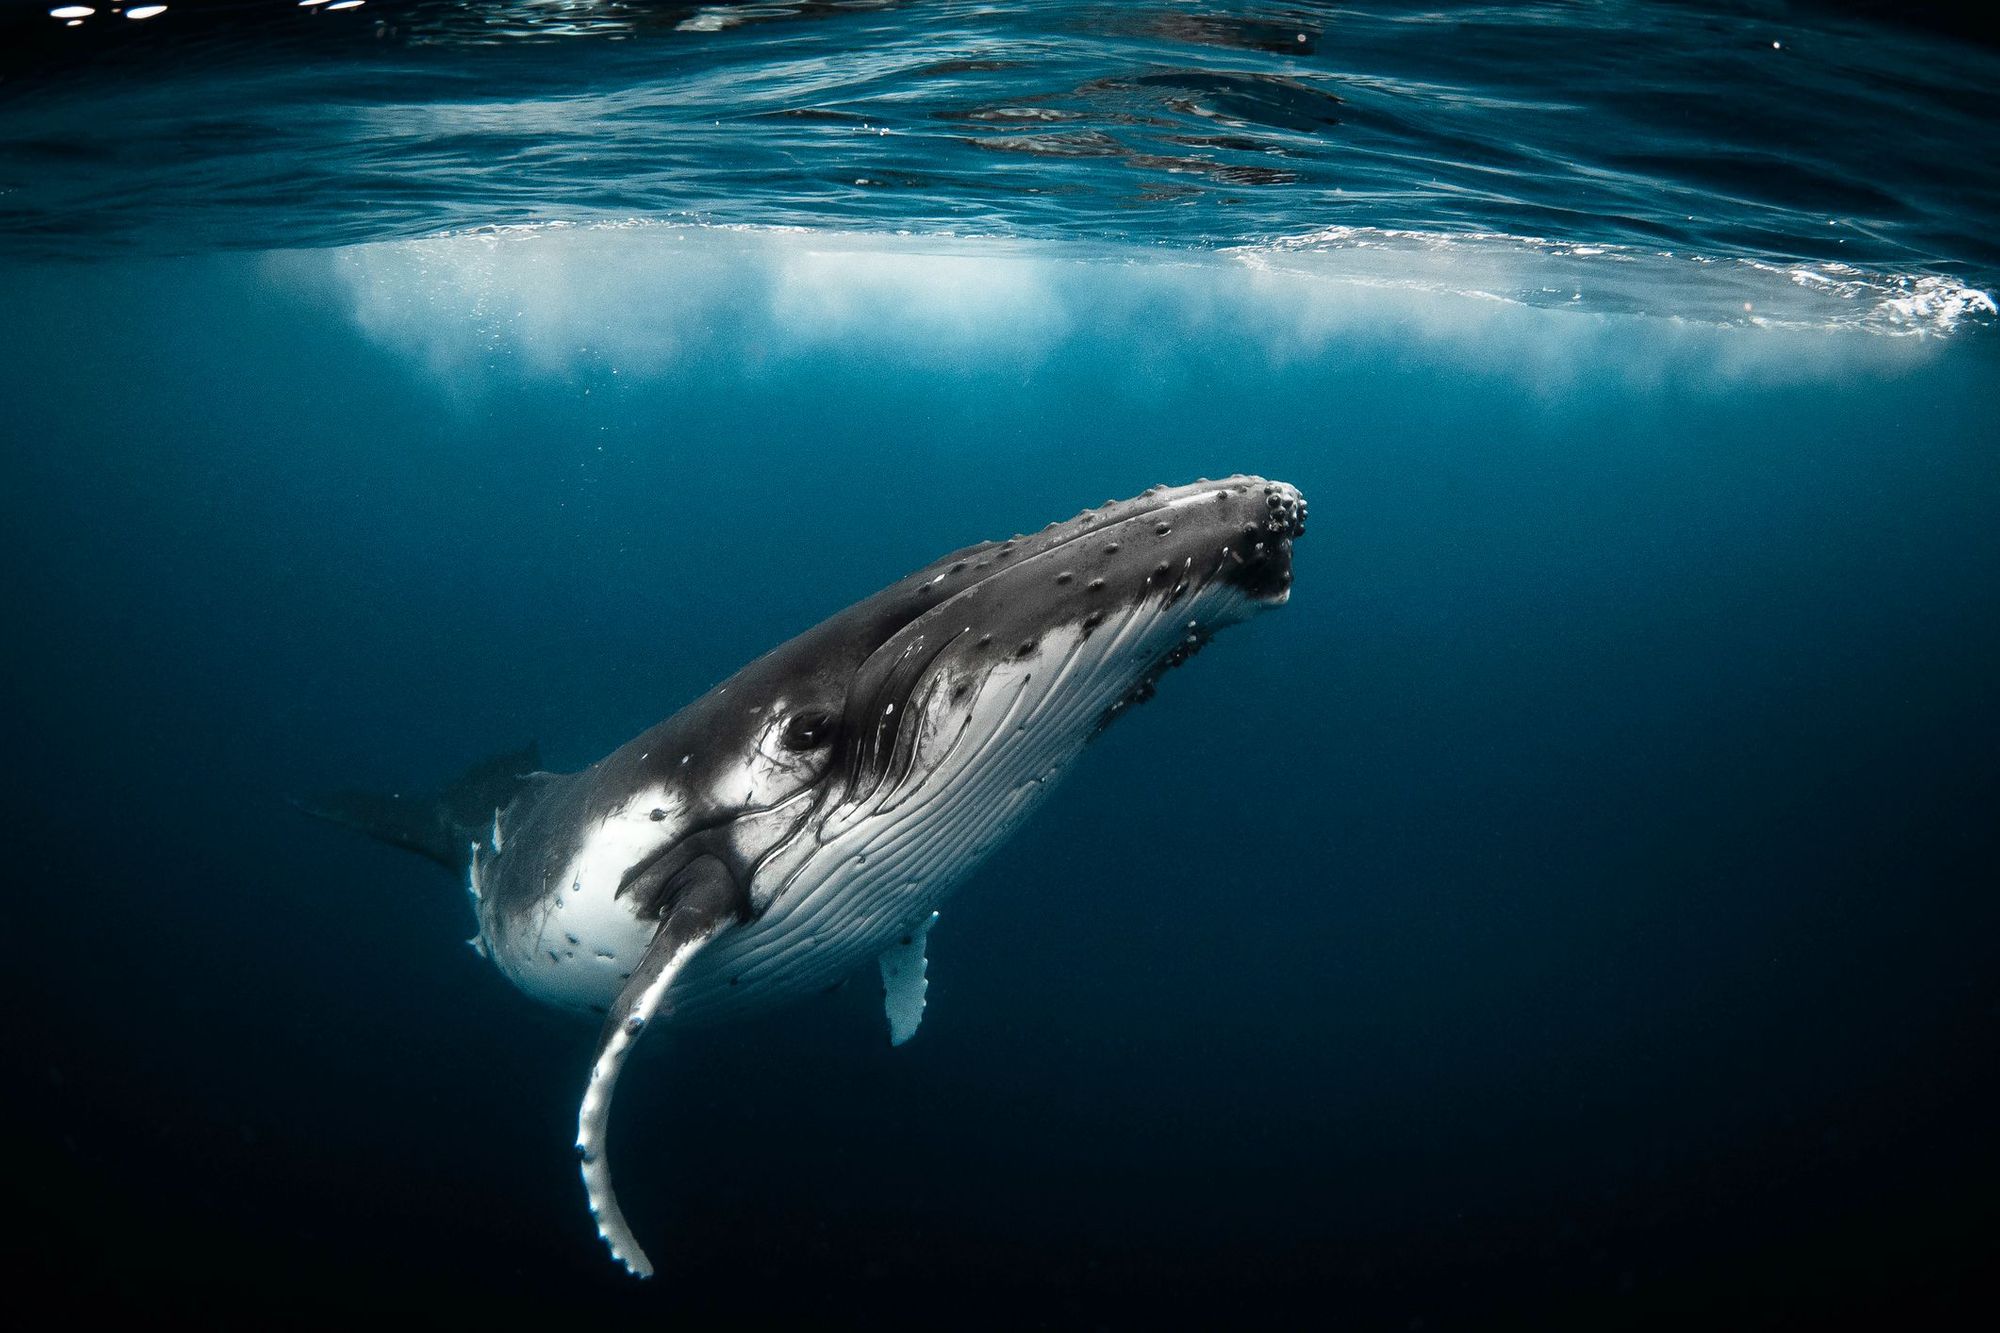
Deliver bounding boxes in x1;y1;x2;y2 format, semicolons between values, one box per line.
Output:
878;911;938;1047
576;855;742;1279
292;741;546;874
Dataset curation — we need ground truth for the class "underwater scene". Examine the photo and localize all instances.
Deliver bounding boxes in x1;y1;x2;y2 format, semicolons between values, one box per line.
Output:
3;1;1995;1326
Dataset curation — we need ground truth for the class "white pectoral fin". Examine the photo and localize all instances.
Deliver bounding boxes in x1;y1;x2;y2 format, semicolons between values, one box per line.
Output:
878;911;939;1047
576;857;740;1280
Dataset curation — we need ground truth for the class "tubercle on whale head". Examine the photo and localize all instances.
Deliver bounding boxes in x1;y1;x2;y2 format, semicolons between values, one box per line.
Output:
1218;479;1306;604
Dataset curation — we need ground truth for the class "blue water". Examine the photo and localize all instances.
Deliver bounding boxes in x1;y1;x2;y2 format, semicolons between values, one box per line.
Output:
4;2;1997;1326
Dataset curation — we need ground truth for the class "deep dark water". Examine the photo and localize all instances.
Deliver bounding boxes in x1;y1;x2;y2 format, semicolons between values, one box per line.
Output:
3;239;1995;1327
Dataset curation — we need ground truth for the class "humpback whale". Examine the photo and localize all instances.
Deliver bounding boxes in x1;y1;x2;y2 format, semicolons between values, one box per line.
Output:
303;476;1307;1276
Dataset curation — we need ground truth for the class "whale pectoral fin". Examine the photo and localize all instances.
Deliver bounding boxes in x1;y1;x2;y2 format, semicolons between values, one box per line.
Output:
576;856;741;1280
878;911;939;1047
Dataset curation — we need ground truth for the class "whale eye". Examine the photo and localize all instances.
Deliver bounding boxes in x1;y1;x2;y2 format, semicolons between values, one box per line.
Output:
781;710;838;752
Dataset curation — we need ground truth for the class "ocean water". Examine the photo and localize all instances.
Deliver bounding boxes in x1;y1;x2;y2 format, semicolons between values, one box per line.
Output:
3;2;1996;1326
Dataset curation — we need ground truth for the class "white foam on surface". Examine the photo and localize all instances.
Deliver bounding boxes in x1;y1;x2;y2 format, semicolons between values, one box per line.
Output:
1236;225;1998;338
270;221;1990;402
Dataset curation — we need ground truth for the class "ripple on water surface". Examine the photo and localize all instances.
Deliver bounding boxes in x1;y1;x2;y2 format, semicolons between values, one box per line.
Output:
0;0;1991;336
